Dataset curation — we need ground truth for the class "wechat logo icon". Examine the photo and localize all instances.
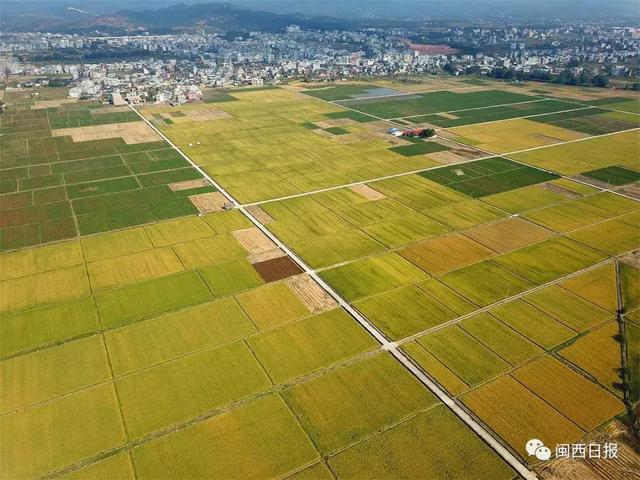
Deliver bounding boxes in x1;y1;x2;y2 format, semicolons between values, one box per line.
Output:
526;439;552;461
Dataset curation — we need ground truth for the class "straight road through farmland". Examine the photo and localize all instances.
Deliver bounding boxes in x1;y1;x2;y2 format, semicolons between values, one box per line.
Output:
130;104;538;480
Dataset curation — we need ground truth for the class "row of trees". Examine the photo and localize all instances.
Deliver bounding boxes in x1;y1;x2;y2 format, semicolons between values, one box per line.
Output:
485;66;609;87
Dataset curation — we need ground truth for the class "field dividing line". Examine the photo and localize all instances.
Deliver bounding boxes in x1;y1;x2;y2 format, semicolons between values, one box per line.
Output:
329;84;639;117
440;129;640;203
130;104;537;480
330;83;490;104
395;97;554;119
429;106;595;130
242;125;640;208
395;255;621;349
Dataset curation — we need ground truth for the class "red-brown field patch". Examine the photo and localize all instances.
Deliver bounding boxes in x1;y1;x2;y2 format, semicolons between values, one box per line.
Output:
252;256;303;282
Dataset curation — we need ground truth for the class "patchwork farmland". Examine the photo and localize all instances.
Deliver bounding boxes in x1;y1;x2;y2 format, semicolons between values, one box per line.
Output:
1;78;639;480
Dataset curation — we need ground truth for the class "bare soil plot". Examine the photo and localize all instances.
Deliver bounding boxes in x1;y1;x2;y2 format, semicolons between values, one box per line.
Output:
246;205;275;224
232;226;277;255
247;247;286;264
189;192;227;213
428;150;476;164
30;98;78;110
52;122;161;144
169;178;210;191
542;182;582;198
286;273;337;313
181;107;231;122
252;255;303;282
91;106;130;115
349;184;387;200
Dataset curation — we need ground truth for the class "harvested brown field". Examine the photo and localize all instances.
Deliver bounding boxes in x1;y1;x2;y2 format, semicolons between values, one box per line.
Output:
312;129;336;138
252;256;303;282
383;136;413;146
246;205;275;224
92;106;130;115
542;183;581;198
287;273;338;313
51;122;160;144
189;192;227;214
451;147;483;158
314;119;355;129
620;250;640;268
350;184;387;201
573;175;613;190
614;184;640;200
538;420;640;480
247;247;286;265
165;107;231;123
31;99;78;110
169;178;210;191
232;227;277;255
332;132;372;145
428;151;473;165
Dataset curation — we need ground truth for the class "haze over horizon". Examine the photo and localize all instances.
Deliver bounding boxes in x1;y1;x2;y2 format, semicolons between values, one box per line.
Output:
6;0;640;21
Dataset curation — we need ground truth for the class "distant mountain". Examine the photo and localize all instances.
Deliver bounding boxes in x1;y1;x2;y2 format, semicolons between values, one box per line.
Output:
118;2;354;31
3;0;637;33
1;1;357;33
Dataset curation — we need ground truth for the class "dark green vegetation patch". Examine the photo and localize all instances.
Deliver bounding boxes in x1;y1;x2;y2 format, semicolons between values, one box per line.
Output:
410;99;576;127
202;89;238;103
531;107;639;135
301;84;379;101
582;166;640;186
390;142;449;157
323;110;376;123
419;157;558;197
0;100;208;251
336;89;537;119
234;85;280;93
324;127;350;136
